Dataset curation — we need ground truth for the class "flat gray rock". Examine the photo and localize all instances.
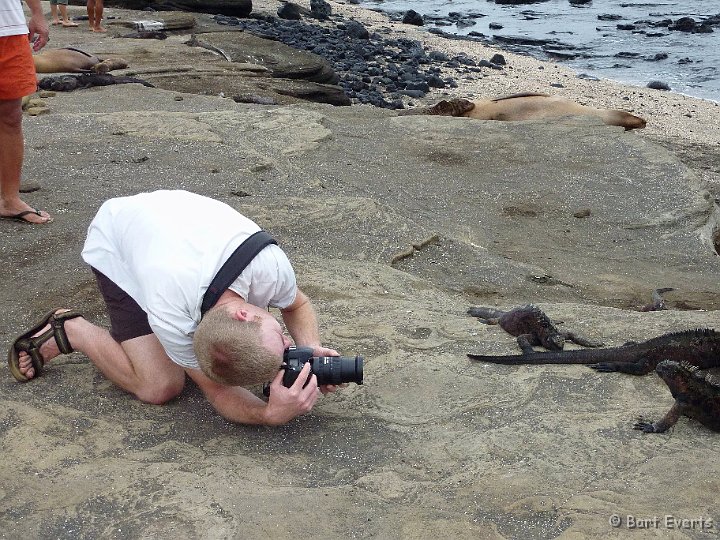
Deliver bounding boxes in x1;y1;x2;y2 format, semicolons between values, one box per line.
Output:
2;63;719;539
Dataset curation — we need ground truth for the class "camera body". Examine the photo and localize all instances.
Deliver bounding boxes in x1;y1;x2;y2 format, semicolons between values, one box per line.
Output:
282;346;363;388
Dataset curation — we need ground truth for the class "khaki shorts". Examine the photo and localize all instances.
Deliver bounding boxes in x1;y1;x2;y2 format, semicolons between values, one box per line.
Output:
0;35;37;100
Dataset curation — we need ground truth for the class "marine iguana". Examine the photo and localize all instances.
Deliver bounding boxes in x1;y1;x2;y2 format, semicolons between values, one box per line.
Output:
38;73;154;92
634;360;720;433
468;328;720;375
469;328;720;433
467;304;604;354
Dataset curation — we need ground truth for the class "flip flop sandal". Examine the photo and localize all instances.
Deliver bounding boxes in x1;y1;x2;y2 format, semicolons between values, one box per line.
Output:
0;209;52;224
7;309;82;382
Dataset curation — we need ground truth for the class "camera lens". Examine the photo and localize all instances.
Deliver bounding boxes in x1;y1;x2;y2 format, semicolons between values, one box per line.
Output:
311;355;363;386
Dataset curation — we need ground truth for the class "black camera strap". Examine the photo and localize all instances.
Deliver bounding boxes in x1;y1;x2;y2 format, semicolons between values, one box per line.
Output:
200;230;277;316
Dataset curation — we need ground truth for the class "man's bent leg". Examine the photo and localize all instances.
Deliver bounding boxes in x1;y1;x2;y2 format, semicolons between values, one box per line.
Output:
119;334;186;404
15;314;185;404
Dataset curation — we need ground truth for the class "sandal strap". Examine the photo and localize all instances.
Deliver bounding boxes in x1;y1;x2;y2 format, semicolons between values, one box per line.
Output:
49;310;82;354
18;327;55;374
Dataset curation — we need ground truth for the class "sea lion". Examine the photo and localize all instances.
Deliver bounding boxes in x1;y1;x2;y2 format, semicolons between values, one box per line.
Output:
33;47;129;74
402;93;647;130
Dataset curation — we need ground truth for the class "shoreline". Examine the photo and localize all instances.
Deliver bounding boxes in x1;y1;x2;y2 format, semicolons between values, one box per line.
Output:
32;0;720;195
321;0;720;193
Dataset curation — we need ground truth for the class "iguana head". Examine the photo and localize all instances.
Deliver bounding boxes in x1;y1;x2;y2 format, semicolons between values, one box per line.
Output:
543;334;565;351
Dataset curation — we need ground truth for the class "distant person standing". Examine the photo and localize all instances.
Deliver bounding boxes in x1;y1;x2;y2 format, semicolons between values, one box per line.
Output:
0;0;52;224
86;0;105;32
50;0;78;27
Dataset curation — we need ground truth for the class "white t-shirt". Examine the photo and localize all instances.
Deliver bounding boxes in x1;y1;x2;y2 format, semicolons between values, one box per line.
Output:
0;0;29;37
81;190;297;369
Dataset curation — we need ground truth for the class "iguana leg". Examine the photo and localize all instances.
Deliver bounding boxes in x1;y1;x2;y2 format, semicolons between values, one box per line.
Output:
562;330;604;348
633;401;684;433
516;334;540;354
589;358;655;375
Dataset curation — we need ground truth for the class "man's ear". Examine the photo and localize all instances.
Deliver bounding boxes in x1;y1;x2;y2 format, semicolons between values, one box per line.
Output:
232;308;251;322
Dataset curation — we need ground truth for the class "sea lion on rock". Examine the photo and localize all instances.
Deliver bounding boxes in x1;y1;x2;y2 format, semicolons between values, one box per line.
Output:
402;93;647;130
33;47;129;74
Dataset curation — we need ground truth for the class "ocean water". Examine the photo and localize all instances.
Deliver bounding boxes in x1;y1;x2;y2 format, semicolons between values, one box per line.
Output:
359;0;720;102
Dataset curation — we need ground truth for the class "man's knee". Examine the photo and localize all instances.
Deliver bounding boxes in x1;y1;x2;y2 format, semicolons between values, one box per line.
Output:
0;100;23;130
137;377;185;405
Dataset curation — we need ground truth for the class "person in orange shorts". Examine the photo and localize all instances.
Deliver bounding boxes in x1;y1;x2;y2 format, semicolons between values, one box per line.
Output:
0;0;51;224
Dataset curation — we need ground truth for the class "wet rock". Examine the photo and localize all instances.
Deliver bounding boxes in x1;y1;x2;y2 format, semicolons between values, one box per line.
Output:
647;80;671;90
670;17;696;32
597;14;622;21
402;10;424;26
495;0;550;4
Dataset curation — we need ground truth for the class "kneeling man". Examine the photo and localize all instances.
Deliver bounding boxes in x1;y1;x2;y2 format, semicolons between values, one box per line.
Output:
9;190;342;425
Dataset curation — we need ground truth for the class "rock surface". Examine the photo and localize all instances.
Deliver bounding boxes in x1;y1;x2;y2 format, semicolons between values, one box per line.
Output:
1;81;719;537
1;1;719;538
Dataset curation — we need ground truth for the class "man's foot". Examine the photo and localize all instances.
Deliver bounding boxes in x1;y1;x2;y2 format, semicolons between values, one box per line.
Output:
62;20;79;27
92;26;107;33
9;309;83;381
51;19;62;25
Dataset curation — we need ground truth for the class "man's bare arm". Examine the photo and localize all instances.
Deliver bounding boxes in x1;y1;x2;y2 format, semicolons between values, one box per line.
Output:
186;362;319;426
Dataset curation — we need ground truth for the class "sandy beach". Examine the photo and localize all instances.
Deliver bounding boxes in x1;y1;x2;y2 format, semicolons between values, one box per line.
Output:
1;1;719;538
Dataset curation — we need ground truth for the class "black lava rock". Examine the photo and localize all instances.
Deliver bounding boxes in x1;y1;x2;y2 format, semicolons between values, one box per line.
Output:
489;53;506;65
344;20;369;39
310;0;332;20
647;80;671;90
402;10;424;26
277;2;302;20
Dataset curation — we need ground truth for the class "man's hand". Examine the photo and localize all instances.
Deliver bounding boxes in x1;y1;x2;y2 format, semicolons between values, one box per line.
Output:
27;12;49;51
264;362;320;425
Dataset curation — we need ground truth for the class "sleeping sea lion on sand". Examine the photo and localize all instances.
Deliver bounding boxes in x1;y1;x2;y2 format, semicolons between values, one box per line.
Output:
401;93;646;130
33;47;129;74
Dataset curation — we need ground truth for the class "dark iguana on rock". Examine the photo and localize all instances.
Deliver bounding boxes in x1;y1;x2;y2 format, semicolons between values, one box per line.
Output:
38;73;154;92
634;360;720;433
467;304;604;354
468;328;720;433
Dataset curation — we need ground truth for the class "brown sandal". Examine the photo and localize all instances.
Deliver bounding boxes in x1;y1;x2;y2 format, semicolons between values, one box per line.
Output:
7;309;82;382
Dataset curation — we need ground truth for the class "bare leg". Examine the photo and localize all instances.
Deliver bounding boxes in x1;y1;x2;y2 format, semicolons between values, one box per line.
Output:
0;99;52;224
87;0;106;32
16;312;185;404
50;4;60;24
59;5;78;26
86;0;95;30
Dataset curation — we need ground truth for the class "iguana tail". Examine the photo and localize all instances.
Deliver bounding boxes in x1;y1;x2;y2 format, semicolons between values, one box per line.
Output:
467;348;622;365
467;306;505;319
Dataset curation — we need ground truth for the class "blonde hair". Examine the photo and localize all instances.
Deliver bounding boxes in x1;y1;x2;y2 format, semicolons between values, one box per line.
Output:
193;308;283;386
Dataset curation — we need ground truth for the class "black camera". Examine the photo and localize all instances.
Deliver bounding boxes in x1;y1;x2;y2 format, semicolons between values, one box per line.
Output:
282;346;363;388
